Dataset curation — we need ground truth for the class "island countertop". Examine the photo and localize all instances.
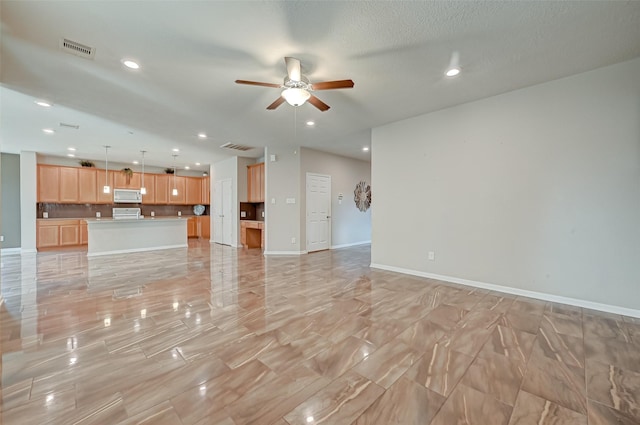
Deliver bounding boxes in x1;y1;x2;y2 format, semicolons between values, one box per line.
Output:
84;216;188;224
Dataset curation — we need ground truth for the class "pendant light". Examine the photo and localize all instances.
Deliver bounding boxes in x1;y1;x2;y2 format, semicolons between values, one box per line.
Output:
172;154;178;196
140;150;147;195
103;145;111;194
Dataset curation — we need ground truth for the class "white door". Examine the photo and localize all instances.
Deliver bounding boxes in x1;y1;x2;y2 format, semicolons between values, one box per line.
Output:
213;179;233;245
306;173;331;252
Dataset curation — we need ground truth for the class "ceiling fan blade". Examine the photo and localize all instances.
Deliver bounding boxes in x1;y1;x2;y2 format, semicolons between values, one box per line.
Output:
311;79;355;90
308;95;330;112
266;97;286;110
235;80;281;88
284;57;301;82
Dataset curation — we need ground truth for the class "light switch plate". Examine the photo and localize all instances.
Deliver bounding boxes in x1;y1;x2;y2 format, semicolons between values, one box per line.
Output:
286;198;296;204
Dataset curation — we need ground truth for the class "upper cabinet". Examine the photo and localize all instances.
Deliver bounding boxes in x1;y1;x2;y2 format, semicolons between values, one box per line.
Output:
38;165;60;202
185;177;202;205
247;162;265;203
201;176;210;205
113;170;141;189
78;168;97;203
168;175;186;204
36;164;208;205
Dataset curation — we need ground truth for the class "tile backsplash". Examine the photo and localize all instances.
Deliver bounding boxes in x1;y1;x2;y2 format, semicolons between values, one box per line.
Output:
37;203;210;218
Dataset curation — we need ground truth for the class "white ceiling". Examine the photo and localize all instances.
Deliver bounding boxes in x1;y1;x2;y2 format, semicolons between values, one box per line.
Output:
2;1;640;171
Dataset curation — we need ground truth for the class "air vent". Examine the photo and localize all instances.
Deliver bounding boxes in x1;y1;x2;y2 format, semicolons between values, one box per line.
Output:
59;122;80;129
220;143;254;151
60;38;95;59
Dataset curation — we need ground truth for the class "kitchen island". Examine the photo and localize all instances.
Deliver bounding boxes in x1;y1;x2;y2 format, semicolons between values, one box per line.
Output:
85;216;188;256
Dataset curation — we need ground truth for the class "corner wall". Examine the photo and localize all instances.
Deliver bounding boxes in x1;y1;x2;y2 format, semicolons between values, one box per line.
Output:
372;57;640;313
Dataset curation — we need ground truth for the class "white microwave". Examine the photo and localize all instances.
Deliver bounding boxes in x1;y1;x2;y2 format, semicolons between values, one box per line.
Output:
113;189;142;203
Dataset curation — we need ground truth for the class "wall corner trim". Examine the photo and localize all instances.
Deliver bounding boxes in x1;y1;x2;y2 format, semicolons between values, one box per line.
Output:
369;263;640;319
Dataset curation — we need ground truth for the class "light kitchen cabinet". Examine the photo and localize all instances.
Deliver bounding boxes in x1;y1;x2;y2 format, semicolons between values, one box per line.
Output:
80;222;88;244
38;165;60;202
240;220;264;249
113;171;141;189
59;222;80;245
201;176;211;205
37;219;85;249
141;174;156;204
78;168;98;203
59;167;79;202
36;164;210;206
247;163;265;203
153;175;169;204
96;171;114;204
187;217;198;237
186;177;202;205
198;216;210;239
168;176;186;204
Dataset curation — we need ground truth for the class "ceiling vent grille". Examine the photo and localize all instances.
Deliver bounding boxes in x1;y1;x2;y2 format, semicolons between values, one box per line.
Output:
60;38;95;59
220;143;254;151
59;122;80;129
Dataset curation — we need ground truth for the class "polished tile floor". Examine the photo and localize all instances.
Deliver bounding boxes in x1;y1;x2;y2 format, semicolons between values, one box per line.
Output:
1;240;639;424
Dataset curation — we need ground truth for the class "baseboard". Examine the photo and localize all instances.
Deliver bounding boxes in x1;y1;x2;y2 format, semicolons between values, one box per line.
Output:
331;240;371;249
1;247;22;255
370;263;640;319
264;250;307;256
87;244;188;257
21;248;37;254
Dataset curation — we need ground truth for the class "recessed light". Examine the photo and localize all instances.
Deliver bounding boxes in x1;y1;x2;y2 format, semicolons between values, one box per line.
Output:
67;147;76;151
132;160;139;165
445;67;461;77
195;162;201;166
122;60;140;69
43;128;55;134
185;166;190;170
35;100;52;107
197;133;207;139
362;147;369;152
67;153;75;157
172;148;180;152
306;121;315;126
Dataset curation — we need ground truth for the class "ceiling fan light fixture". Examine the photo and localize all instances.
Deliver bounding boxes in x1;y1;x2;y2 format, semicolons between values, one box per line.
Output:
281;88;311;106
445;67;461;77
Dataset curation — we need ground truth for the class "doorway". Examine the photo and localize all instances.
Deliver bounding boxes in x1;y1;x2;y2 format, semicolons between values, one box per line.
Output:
306;173;331;252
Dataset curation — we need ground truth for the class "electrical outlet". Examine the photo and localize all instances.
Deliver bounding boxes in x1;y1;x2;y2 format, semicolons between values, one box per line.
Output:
428;251;435;261
291;237;296;244
0;235;4;242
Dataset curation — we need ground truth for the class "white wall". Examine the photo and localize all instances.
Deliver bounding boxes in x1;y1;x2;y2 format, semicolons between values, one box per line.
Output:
300;148;371;249
20;151;37;252
372;57;640;313
264;146;302;254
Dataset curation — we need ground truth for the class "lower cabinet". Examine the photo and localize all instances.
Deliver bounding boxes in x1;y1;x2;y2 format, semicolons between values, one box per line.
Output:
198;216;210;240
37;219;86;249
187;216;211;239
187;217;198;238
240;221;264;249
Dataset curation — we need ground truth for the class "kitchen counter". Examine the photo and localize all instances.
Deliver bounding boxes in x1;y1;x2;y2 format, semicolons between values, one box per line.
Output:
85;216;187;256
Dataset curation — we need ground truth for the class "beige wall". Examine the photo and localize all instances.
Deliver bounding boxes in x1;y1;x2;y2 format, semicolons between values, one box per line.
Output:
372;57;640;314
299;147;371;249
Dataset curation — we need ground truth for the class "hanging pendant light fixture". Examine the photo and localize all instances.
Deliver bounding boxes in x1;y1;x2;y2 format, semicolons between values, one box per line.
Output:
140;150;147;195
172;154;178;196
103;145;111;194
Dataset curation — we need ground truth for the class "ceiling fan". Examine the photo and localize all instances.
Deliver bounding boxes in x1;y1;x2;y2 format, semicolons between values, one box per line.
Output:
235;57;354;112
